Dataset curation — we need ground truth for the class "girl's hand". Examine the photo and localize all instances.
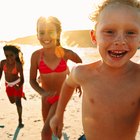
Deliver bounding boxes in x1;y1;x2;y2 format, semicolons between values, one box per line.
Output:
14;84;20;90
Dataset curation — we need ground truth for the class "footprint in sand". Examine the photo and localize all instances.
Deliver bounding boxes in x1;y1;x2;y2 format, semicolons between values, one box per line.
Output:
6;132;13;137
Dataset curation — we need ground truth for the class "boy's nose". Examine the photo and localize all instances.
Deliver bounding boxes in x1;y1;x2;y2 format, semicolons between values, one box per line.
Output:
114;34;126;46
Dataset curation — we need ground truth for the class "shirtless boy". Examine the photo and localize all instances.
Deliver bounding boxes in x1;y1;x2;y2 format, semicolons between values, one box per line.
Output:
50;0;140;140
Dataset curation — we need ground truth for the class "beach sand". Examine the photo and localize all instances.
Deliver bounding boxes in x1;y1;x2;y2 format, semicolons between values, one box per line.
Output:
0;45;140;140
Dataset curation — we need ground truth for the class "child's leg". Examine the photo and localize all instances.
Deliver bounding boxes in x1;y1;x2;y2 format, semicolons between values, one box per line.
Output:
7;96;16;104
15;98;24;127
42;98;50;123
5;86;15;103
41;102;58;140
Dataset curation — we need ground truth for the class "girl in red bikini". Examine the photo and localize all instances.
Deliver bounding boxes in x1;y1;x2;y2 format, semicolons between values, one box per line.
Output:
30;16;82;140
0;44;26;128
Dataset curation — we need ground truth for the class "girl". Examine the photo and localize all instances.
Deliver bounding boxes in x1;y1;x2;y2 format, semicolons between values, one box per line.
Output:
30;16;82;140
0;44;26;128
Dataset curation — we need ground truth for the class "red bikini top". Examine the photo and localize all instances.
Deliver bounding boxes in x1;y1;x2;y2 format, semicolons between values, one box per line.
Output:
38;51;67;74
3;63;18;75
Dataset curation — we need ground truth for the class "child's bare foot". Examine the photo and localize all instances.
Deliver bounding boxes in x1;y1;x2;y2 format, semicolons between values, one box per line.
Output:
18;118;24;128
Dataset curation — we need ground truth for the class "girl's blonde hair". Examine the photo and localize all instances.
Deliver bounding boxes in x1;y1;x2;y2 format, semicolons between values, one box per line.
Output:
89;0;140;29
37;16;62;46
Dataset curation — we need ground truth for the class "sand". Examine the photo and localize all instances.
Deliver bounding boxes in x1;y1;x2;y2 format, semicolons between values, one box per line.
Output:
0;45;140;140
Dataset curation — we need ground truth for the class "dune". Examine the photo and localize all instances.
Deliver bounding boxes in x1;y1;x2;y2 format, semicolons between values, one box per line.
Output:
7;30;95;48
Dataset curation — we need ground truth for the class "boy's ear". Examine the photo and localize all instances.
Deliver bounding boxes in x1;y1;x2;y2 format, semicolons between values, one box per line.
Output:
90;30;96;44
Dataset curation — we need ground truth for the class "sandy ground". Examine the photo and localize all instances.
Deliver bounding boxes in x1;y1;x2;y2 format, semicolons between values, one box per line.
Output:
0;78;83;140
0;46;140;140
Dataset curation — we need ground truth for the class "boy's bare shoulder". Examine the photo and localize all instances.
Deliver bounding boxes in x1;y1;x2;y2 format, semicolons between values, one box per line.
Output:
71;60;101;79
70;61;101;84
74;60;101;71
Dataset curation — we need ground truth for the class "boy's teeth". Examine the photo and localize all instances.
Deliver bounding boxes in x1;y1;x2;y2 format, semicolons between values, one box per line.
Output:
108;50;127;58
111;50;125;54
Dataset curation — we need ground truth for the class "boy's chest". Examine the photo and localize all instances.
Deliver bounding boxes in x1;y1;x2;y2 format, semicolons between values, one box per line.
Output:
83;75;140;113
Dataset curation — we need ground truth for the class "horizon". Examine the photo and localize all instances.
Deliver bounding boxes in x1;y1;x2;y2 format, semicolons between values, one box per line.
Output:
0;29;91;44
0;0;101;41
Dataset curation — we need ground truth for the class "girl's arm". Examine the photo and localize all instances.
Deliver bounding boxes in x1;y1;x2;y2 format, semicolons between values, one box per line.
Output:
16;63;24;88
65;49;82;63
0;61;3;80
29;51;47;96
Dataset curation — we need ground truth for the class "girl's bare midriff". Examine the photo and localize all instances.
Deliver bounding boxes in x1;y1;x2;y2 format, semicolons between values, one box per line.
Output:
40;70;68;95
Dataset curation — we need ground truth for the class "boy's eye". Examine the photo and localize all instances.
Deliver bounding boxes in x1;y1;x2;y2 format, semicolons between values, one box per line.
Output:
126;31;135;35
103;30;115;35
105;30;114;34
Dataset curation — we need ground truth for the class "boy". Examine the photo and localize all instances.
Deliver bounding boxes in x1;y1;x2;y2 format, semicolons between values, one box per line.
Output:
50;0;140;140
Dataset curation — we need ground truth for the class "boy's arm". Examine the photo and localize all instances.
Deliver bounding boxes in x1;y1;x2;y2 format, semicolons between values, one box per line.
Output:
50;67;79;138
50;81;75;138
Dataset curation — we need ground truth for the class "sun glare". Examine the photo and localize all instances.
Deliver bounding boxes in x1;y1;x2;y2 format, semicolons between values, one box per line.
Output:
0;0;99;41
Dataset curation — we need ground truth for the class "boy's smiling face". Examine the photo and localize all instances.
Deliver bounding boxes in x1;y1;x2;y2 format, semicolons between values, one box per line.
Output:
93;4;140;68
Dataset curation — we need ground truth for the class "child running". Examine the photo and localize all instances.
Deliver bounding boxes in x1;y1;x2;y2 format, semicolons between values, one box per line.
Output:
29;16;82;140
0;44;26;128
50;0;140;140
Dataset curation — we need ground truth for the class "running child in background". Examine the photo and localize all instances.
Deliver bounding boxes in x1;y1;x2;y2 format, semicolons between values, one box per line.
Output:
50;0;140;140
30;16;82;140
0;44;26;128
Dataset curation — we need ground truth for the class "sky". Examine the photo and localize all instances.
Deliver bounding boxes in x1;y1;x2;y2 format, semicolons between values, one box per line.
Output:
0;0;100;41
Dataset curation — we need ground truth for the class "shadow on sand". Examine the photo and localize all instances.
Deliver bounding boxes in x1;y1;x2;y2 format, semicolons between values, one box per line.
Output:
0;125;5;128
12;125;24;140
52;132;70;140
